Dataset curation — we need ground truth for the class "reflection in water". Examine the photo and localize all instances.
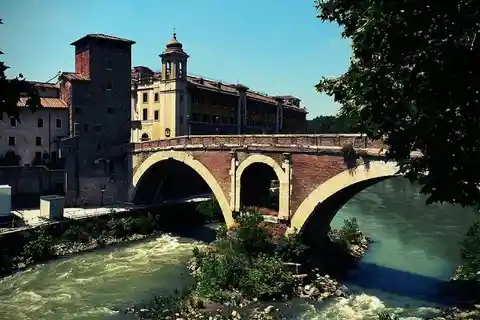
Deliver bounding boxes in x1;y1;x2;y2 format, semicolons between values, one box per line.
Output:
0;178;477;320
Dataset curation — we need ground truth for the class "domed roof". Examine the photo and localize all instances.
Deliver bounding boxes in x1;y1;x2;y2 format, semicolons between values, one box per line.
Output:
166;32;183;49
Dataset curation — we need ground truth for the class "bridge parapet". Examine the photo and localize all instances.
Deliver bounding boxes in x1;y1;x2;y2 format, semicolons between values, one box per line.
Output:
132;134;385;153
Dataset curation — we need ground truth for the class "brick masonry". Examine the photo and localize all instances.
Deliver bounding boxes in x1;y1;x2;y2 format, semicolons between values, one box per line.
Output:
191;151;232;201
290;154;346;215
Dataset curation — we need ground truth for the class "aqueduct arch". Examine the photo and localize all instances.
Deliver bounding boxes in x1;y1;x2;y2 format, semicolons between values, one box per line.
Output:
235;154;289;217
131;150;234;227
287;160;399;236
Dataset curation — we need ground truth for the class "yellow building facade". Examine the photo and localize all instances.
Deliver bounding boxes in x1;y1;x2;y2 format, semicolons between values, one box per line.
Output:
131;33;307;142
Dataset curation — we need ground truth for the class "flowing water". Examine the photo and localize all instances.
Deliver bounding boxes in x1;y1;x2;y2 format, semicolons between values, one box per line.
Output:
0;177;478;319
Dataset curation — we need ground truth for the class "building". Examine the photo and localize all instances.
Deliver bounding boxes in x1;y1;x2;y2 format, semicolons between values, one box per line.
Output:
131;33;307;142
58;34;135;206
0;81;68;167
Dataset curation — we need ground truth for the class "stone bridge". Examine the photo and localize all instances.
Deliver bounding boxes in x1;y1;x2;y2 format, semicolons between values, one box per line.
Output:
130;134;399;240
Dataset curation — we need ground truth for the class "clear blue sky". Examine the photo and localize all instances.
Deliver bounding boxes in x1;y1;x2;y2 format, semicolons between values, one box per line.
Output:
1;0;351;119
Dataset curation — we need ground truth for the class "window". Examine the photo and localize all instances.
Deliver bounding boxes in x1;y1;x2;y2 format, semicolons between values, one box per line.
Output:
106;59;113;70
36;137;42;146
180;116;183;124
154;110;159;121
37;118;44;128
142;92;148;103
166;61;171;78
34;152;41;163
141;133;150;141
106;79;113;90
75;107;81;114
83;123;89;132
107;107;113;114
178;61;183;77
10;118;16;127
96;143;103;151
180;94;184;103
55;118;62;129
154;93;159;102
94;124;102;132
142;108;148;120
8;136;15;146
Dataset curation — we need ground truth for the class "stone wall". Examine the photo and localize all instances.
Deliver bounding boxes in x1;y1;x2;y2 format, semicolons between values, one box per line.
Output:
0;166;64;195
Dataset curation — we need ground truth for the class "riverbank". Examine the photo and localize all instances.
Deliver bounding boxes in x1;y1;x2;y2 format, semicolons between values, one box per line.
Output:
0;200;223;277
130;214;374;320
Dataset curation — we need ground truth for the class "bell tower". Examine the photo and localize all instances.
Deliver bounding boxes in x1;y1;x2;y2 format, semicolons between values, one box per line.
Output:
160;31;189;82
159;31;190;137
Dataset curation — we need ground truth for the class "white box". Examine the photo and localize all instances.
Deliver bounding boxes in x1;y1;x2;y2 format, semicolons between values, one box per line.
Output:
40;195;65;219
0;185;12;217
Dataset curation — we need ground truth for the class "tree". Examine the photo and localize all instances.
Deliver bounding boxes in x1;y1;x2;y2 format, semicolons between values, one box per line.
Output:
315;0;480;207
0;19;41;121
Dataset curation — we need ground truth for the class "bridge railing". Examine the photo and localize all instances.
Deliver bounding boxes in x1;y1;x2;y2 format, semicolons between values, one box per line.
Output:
131;134;384;152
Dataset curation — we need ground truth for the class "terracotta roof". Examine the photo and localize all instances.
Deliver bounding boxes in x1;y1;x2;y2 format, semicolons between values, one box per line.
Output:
29;81;58;89
71;34;135;46
61;72;90;81
18;97;68;109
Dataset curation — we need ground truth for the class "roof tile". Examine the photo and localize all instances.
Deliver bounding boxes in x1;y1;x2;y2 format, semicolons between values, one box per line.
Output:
61;72;90;81
18;97;68;109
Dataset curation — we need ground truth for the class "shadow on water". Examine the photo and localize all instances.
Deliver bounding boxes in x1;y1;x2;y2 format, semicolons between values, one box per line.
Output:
345;260;454;307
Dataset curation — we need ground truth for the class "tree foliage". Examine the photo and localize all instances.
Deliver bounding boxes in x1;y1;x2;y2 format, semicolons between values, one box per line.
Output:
315;1;480;207
307;115;357;133
0;19;41;120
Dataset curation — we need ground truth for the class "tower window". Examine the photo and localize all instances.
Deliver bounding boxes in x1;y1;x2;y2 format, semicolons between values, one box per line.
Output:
35;137;42;146
154;92;159;102
37;118;44;128
107;107;114;114
166;61;171;78
56;118;62;129
106;59;113;70
179;60;183;77
10;118;16;127
142;92;148;103
142;108;148;120
8;136;15;146
154;110;159;121
106;79;113;90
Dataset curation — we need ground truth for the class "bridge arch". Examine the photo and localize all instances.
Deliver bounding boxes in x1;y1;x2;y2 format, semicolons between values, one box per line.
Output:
287;160;399;236
235;154;289;216
131;150;234;227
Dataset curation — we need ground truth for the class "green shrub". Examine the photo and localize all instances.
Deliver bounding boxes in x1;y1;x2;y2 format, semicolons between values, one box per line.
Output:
330;217;363;245
196;197;223;222
190;212;302;302
459;220;480;280
22;227;55;263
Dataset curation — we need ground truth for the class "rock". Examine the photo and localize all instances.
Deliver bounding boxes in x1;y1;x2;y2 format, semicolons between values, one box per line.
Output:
264;305;274;314
475;305;480;310
334;289;344;297
231;310;240;319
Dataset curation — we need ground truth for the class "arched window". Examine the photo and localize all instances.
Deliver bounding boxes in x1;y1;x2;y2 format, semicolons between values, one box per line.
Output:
165;61;171;79
178;60;183;77
141;133;150;142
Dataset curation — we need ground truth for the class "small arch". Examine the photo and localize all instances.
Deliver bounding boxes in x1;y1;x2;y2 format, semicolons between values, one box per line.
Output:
131;150;233;227
141;133;150;141
287;160;399;235
235;154;288;217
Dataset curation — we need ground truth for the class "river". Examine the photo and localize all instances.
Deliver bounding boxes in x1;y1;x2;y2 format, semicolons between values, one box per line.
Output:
0;177;478;320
